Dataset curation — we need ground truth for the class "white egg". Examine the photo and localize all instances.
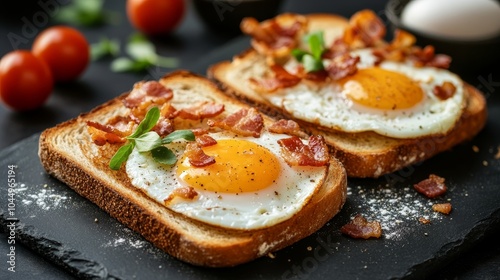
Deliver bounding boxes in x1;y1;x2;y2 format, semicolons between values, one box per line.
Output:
269;49;466;139
126;131;327;230
401;0;500;41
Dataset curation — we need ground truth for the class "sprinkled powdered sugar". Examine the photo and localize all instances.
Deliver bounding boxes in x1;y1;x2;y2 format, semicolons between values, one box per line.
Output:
16;183;69;211
348;185;445;240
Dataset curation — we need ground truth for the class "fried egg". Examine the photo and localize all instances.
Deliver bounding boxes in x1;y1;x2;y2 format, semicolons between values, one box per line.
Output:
273;49;466;138
126;131;328;230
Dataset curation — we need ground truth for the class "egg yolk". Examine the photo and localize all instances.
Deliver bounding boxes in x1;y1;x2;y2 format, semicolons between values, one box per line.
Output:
339;67;424;110
176;139;281;193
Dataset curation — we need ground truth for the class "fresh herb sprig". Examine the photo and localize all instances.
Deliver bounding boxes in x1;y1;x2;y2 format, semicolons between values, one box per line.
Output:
90;37;121;61
109;107;195;170
55;0;119;27
111;34;178;73
291;31;326;73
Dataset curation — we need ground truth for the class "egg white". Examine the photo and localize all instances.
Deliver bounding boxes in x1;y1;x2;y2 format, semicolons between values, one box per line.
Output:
270;49;466;139
126;131;327;230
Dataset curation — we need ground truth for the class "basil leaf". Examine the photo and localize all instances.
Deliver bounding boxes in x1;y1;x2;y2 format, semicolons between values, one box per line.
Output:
161;130;195;144
128;107;160;139
127;34;157;61
307;31;325;60
109;143;134;170
151;146;177;165
91;37;120;61
55;0;105;27
155;56;179;69
111;57;153;73
303;54;324;72
291;49;308;62
135;131;161;152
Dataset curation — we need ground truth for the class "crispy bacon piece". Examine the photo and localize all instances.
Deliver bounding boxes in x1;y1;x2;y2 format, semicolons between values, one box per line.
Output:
390;29;416;50
249;64;302;92
241;14;307;58
323;38;350;59
341;214;382;239
185;142;215;167
432;203;452;215
160;102;178;119
343;10;386;48
176;102;225;120
191;128;209;136
414;174;447;198
268;119;302;135
409;45;451;69
86;121;129;146
164;187;198;205
294;65;329;82
123;81;174;108
433;82;457;100
208;108;264;138
196;134;217;147
326;54;360;81
277;135;329;167
152;118;174;137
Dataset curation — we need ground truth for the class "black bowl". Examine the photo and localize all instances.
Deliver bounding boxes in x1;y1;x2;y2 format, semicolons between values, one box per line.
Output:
192;0;283;35
385;0;500;74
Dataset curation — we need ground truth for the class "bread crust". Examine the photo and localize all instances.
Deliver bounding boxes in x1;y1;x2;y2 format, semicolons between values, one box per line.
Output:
38;70;347;267
208;15;488;178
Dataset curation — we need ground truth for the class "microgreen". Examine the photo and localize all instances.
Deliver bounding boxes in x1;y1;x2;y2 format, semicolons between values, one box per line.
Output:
55;0;119;27
109;107;195;170
291;31;326;73
111;34;178;73
90;37;120;60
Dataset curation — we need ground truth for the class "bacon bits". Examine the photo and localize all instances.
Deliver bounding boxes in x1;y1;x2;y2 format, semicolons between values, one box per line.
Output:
343;10;386;48
249;64;301;92
176;102;224;120
123;81;173;108
413;174;447;198
432;203;452;215
185;142;215;167
195;134;217;147
326;54;360;81
268;119;302;135
341;214;382;239
433;82;457;100
164;186;198;205
208;108;264;138
277;135;329;167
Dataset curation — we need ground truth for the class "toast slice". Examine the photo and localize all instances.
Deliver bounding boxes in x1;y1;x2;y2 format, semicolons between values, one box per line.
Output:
38;71;347;267
208;14;488;178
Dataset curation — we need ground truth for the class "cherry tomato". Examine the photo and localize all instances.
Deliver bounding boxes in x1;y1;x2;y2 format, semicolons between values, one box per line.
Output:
127;0;185;36
0;50;53;111
32;26;89;82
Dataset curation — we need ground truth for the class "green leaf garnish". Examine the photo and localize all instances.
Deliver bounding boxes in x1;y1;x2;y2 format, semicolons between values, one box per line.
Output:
292;31;327;73
108;107;195;170
111;34;179;73
128;107;161;138
161;130;195;144
151;146;177;165
55;0;120;27
91;37;120;61
134;131;162;152
109;143;134;170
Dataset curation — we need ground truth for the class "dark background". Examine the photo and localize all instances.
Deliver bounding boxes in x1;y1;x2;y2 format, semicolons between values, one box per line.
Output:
0;0;499;279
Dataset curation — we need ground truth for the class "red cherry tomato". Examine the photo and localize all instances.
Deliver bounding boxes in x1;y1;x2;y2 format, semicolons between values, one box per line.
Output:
0;50;53;111
32;26;89;82
127;0;185;36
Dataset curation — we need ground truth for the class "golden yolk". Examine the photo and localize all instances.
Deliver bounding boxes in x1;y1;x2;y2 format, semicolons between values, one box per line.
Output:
339;68;424;110
176;139;281;193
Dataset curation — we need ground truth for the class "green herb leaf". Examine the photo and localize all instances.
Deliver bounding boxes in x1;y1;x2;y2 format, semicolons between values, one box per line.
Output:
126;34;157;61
307;31;325;60
91;37;120;61
161;130;195;144
109;143;134;170
128;107;161;138
291;49;308;62
55;0;105;27
111;57;152;72
134;131;161;152
151;146;177;165
303;54;324;72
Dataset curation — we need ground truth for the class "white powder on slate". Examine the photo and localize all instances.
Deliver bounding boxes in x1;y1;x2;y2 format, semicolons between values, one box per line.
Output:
16;183;69;211
347;185;443;240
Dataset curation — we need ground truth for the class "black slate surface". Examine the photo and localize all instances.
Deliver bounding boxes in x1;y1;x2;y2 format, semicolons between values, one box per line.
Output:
1;36;500;279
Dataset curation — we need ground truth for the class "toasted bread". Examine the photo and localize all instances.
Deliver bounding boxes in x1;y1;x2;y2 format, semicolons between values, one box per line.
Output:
38;71;347;267
208;14;488;178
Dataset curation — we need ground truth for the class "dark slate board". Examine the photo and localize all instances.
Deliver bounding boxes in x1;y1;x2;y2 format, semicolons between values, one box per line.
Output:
1;37;500;280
